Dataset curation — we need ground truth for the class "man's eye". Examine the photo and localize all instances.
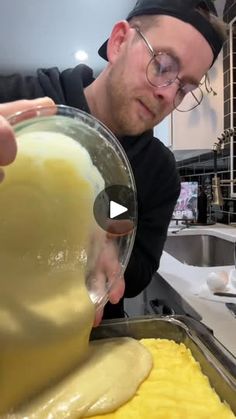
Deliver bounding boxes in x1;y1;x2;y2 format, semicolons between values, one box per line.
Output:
156;62;172;75
152;60;162;75
161;66;172;74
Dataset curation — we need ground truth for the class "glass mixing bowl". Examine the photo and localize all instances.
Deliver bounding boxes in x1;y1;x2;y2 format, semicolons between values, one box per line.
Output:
2;105;137;313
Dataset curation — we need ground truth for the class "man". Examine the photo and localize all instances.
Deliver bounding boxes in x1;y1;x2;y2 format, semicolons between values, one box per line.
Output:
0;0;227;318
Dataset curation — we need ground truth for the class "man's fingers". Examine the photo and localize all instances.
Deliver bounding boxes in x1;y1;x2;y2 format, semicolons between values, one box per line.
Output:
0;97;55;118
93;308;104;328
92;274;125;326
108;275;125;304
0;115;17;166
96;239;125;305
0;97;56;167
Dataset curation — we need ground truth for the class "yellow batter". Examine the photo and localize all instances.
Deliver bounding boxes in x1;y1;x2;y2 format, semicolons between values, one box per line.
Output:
0;129;152;417
15;337;152;418
91;338;235;419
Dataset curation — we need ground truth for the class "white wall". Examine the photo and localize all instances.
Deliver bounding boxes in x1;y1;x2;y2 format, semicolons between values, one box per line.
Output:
171;51;224;151
0;0;136;75
153;116;171;147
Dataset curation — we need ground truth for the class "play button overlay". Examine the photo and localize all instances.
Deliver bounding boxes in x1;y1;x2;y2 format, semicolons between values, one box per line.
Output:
93;185;137;236
110;201;128;219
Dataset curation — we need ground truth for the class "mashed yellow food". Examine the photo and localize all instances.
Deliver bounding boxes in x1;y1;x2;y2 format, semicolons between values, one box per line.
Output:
91;338;235;419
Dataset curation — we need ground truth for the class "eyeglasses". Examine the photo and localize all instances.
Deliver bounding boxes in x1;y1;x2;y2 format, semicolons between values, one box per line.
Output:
134;27;203;112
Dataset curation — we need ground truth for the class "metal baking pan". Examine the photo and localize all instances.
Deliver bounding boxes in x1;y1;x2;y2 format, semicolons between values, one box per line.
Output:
90;315;236;414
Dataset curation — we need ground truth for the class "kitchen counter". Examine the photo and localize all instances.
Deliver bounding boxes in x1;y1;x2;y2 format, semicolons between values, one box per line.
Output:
158;223;236;358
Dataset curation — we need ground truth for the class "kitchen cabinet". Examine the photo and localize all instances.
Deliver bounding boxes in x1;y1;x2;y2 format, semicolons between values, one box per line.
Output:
154;52;224;151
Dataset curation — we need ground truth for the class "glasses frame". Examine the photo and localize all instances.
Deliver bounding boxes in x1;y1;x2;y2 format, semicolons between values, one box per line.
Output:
134;27;204;112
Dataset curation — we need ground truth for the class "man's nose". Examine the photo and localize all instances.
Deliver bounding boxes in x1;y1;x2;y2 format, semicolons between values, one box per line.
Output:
152;81;179;105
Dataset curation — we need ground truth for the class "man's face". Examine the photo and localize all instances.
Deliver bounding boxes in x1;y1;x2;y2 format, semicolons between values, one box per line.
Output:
106;16;214;137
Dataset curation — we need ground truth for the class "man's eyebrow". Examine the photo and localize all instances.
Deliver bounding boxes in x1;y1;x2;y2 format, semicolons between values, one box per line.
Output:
153;45;179;61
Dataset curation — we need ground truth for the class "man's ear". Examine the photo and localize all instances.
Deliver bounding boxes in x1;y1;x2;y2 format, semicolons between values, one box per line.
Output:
106;21;131;63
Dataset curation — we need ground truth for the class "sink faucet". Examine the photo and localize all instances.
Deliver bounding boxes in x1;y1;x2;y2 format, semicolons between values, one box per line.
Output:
211;129;236;206
171;222;190;234
211;173;223;206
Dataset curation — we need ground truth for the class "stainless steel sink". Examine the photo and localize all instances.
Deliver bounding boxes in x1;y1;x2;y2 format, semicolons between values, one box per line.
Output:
164;234;235;266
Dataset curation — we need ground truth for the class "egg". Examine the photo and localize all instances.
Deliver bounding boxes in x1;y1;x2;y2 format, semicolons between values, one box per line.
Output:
206;271;229;292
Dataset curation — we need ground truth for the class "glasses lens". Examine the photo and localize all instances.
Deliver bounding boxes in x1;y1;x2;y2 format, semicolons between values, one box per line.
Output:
175;86;203;112
147;53;179;87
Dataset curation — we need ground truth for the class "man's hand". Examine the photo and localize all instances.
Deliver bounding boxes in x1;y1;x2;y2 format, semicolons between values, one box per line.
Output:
89;219;135;326
0;98;55;176
87;234;125;327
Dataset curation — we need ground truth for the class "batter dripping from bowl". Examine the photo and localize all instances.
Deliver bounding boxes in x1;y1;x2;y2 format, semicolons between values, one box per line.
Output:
0;109;151;418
